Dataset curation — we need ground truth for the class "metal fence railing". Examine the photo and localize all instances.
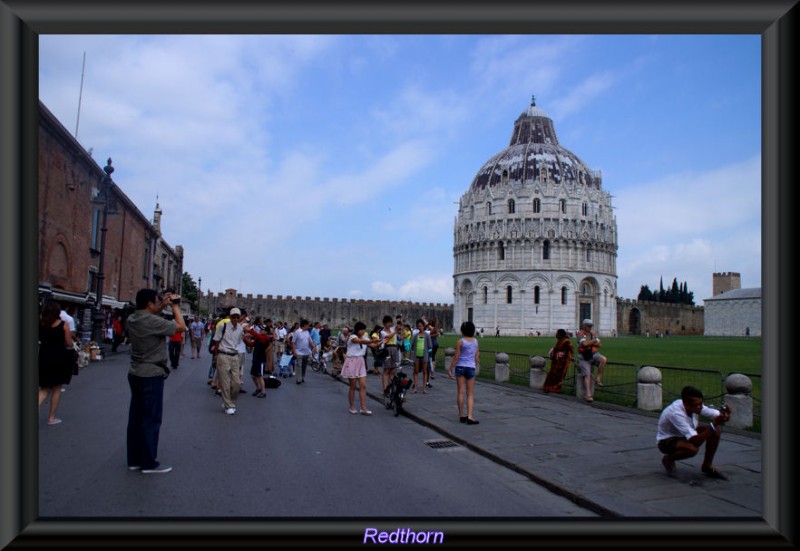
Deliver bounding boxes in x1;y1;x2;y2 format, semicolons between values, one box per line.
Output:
447;350;762;433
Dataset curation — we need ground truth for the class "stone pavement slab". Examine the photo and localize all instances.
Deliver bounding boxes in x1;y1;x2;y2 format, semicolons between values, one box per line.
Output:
364;367;762;518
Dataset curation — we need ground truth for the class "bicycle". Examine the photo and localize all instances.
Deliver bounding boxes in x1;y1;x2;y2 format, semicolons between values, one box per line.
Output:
383;366;413;417
310;348;333;374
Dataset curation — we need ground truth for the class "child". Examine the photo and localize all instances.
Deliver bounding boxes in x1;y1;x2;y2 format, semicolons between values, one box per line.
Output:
410;319;432;394
448;321;480;424
402;324;412;364
380;315;399;394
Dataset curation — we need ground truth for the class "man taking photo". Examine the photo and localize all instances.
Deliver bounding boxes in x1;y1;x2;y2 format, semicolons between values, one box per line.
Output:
125;288;185;474
657;385;731;480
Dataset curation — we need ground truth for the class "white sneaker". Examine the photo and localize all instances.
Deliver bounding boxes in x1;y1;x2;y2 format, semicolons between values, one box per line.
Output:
225;407;236;415
141;465;173;474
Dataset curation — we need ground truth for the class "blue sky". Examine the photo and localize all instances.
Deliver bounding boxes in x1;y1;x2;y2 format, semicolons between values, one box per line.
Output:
38;34;761;305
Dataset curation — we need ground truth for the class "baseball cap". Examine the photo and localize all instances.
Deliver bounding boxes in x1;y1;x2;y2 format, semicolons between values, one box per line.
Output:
229;308;241;316
582;319;593;326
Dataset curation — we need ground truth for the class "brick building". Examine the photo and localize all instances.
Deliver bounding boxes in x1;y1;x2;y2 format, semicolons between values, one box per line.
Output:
38;101;183;340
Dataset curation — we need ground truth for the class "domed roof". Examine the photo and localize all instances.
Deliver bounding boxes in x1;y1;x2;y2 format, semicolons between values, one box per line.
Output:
470;97;601;191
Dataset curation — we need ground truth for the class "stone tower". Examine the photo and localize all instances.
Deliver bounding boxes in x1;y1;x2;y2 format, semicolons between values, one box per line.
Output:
452;97;618;336
712;272;741;296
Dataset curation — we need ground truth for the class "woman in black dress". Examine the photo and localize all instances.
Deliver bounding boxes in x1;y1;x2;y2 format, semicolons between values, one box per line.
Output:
38;301;74;425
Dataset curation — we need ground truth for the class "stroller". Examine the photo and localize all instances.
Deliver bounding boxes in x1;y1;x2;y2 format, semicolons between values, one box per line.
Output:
383;366;414;417
278;352;294;378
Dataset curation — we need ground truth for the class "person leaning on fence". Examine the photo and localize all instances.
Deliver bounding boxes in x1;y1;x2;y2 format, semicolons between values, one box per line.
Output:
576;319;606;399
543;329;573;394
656;385;731;480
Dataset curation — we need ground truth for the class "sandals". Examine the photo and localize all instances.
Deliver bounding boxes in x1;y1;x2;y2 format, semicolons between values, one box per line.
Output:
702;466;729;480
360;410;373;416
662;456;677;477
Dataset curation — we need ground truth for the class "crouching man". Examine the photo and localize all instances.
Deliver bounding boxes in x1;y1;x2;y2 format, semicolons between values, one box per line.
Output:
656;385;731;480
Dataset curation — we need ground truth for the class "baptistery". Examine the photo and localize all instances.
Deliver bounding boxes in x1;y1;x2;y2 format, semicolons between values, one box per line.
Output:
453;98;617;336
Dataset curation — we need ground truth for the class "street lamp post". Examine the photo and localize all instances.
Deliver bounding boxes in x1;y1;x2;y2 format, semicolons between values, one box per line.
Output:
91;158;114;352
197;276;202;316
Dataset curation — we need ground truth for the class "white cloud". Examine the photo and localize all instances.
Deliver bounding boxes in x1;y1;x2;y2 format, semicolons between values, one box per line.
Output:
615;156;761;300
549;71;618;119
367;275;453;303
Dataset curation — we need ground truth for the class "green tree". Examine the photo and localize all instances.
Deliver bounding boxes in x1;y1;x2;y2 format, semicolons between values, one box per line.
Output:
181;272;199;313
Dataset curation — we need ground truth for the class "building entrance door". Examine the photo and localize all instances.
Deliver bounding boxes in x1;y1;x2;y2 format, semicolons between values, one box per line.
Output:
467;307;473;323
580;303;591;325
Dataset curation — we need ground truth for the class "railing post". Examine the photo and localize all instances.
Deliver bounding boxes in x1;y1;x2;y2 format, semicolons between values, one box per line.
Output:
529;355;547;389
637;366;663;411
724;373;753;429
494;352;509;382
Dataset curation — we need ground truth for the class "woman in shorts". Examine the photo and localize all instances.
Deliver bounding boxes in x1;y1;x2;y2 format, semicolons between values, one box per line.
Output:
448;321;480;425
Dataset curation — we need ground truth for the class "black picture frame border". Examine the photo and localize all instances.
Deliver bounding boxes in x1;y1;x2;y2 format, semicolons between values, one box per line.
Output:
1;0;796;547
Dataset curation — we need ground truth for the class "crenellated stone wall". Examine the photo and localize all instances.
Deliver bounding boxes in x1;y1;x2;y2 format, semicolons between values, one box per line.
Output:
199;289;453;330
616;298;704;336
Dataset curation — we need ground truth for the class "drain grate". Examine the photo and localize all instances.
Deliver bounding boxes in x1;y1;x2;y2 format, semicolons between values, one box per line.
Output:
425;439;461;450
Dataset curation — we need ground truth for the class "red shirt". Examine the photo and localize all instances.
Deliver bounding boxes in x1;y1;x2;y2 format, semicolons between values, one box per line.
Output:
169;329;184;343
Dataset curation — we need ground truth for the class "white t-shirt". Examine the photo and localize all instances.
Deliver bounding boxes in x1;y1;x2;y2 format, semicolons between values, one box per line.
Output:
275;326;288;341
293;329;314;356
346;334;368;357
656;399;721;442
60;310;76;334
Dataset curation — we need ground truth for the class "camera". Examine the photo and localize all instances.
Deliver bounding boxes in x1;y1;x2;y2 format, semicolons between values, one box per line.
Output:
164;288;181;305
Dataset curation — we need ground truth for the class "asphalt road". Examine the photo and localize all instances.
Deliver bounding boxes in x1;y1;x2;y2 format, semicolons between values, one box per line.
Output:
39;348;596;518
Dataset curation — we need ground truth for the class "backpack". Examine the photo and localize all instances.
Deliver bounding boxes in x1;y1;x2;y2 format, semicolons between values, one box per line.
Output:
208;321;227;354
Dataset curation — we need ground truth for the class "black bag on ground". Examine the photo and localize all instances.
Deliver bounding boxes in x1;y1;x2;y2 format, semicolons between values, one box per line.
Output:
263;374;281;388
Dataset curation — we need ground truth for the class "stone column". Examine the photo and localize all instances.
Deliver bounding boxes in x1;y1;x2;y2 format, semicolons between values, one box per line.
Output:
723;373;753;429
494;352;509;382
637;365;662;411
529;355;547;389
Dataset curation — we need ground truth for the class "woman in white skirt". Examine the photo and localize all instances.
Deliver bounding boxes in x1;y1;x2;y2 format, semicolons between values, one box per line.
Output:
341;321;384;415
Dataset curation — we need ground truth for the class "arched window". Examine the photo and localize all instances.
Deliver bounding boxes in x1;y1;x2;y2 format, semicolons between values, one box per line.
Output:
506;286;513;304
582;202;589;216
561;286;568;305
534;286;540;305
543;240;551;260
586;248;592;262
483;286;488;304
560;199;566;214
508;199;515;214
486;202;492;215
498;242;505;261
469;205;474;220
533;198;541;213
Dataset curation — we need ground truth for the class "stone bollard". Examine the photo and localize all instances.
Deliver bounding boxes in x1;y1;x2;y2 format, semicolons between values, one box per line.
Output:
530;355;547;389
723;373;753;429
444;348;455;375
637;366;663;411
494;352;510;382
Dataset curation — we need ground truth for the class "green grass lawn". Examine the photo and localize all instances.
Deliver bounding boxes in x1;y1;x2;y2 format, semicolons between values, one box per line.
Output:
438;334;762;375
437;333;762;432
